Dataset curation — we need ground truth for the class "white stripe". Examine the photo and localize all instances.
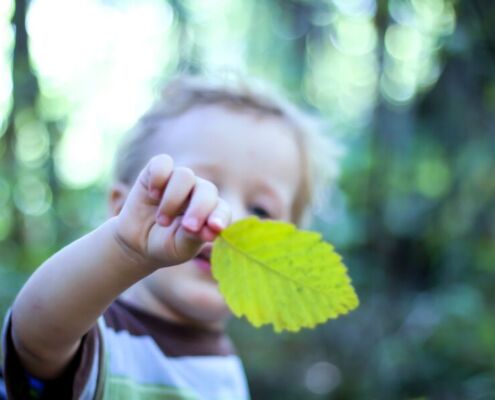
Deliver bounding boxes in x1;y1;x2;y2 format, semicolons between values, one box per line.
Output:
103;327;249;400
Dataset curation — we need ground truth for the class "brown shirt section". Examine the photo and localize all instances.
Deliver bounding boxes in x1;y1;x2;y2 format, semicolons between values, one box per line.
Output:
105;299;235;357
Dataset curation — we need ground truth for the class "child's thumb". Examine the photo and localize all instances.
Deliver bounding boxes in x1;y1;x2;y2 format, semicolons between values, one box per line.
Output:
172;223;205;262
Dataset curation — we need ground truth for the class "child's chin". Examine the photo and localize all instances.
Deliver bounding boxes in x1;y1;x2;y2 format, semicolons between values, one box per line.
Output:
186;287;229;323
192;256;213;277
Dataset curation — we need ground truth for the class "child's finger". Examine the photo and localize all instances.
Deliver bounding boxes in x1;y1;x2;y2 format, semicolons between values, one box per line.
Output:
182;178;219;233
156;167;196;225
197;225;219;242
144;154;174;201
207;198;231;232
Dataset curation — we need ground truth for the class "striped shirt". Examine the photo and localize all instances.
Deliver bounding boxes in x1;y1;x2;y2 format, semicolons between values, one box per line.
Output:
2;299;250;400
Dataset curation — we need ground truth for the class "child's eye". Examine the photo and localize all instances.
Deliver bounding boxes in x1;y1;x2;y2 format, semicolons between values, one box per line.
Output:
250;206;271;219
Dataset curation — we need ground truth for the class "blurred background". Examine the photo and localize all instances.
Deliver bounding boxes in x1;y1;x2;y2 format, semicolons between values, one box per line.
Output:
1;0;494;398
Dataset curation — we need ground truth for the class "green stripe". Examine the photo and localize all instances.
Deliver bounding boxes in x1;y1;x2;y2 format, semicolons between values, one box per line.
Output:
104;375;199;400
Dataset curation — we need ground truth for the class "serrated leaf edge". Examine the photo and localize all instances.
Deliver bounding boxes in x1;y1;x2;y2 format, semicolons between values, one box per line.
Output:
214;233;354;300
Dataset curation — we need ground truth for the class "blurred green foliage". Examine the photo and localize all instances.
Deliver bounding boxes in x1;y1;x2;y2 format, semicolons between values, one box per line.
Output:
1;0;495;398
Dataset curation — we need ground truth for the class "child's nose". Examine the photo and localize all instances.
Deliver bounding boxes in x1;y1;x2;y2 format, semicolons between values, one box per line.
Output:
230;202;249;223
222;194;248;223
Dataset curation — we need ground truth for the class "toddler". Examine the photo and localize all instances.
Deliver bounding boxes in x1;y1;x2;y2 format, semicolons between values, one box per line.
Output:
1;76;332;399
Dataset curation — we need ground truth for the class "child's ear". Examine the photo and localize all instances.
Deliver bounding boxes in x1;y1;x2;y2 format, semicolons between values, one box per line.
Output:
108;182;130;216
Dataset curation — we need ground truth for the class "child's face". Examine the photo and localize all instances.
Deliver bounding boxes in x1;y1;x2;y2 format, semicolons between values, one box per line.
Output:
118;104;302;328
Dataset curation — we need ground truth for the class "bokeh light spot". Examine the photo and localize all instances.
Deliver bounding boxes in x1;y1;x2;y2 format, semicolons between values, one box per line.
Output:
55;122;105;189
13;174;52;216
305;361;341;395
15;119;50;168
416;157;451;198
331;16;377;56
385;24;423;62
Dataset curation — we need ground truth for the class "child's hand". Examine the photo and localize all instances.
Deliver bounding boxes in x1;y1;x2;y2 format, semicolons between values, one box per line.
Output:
113;155;231;268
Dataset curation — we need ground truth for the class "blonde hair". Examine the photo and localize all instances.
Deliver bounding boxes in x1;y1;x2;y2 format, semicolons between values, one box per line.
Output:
114;75;340;226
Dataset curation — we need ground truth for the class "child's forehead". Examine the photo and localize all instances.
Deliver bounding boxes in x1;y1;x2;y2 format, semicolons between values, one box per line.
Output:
145;104;302;185
147;104;299;154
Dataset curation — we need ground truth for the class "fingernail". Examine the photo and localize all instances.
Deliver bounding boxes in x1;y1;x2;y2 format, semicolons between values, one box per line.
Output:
182;216;199;231
157;214;171;226
209;216;226;230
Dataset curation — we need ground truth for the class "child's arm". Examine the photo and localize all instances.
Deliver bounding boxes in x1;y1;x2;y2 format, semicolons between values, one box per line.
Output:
10;154;230;380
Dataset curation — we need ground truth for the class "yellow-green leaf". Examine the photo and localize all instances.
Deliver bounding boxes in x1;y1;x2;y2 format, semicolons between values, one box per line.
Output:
211;217;359;332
